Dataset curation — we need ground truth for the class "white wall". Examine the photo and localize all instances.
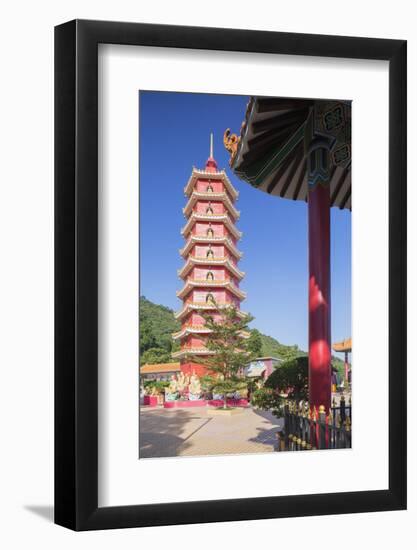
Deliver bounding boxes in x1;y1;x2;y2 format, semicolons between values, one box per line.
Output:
0;0;415;547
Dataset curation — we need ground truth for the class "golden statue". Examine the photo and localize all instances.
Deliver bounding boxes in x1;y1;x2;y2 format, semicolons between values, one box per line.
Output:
223;128;240;164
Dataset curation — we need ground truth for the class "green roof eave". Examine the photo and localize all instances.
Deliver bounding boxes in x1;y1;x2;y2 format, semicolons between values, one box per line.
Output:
233;122;306;188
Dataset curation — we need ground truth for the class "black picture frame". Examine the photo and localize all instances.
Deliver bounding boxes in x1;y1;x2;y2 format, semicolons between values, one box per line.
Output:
55;19;407;531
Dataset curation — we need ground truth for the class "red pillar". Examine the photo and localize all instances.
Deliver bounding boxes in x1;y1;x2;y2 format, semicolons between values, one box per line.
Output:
308;180;331;413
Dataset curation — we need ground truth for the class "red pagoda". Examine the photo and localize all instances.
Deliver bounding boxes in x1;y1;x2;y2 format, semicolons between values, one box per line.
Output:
172;135;246;377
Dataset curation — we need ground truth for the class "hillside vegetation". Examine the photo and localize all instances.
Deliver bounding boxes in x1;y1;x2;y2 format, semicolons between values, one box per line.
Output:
139;296;180;365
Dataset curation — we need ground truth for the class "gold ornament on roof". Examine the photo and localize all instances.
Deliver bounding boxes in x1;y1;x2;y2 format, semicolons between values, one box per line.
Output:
223;128;240;164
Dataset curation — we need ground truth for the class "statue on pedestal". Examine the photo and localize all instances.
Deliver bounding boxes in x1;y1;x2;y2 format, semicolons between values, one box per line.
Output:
188;372;202;400
176;372;189;393
164;375;179;401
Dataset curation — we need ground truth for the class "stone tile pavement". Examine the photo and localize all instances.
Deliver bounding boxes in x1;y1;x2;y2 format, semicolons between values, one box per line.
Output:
139;406;283;458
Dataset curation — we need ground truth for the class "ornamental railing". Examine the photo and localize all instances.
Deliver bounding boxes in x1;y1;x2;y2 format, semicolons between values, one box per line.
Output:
277;396;351;451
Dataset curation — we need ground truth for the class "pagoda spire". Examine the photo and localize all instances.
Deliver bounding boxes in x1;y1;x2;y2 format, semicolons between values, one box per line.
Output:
206;132;217;172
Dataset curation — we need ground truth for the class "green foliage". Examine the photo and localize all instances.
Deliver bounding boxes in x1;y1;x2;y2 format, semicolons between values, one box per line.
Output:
250;356;309;417
331;357;345;378
141;347;173;365
251;387;285;416
187;304;255;407
257;333;304;362
139;319;156;353
247;329;263;356
143;379;169;395
265;356;309;400
251;387;278;408
139;296;180;363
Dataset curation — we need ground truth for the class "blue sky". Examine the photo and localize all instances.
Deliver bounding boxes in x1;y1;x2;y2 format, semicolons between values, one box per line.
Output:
139;91;351;358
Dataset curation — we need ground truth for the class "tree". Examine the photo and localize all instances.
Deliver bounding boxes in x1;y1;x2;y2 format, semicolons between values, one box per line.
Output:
251;356;309;418
265;356;308;400
139;319;157;355
141;347;172;365
247;329;262;356
139;296;180;356
187;303;256;409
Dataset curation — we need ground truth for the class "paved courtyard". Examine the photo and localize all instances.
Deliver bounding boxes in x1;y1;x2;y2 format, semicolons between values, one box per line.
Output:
139;406;283;458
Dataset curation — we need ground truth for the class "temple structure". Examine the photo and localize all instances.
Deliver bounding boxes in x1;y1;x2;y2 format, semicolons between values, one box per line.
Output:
333;337;352;385
225;97;351;413
172;135;246;376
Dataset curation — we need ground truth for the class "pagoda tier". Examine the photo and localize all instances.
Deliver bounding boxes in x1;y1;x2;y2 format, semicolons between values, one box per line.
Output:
179;235;243;260
172;137;245;374
181;212;242;240
183;191;240;220
178;257;245;280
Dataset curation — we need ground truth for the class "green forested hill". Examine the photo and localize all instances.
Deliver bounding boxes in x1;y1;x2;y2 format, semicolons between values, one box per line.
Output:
256;331;344;375
139;296;181;364
257;332;305;361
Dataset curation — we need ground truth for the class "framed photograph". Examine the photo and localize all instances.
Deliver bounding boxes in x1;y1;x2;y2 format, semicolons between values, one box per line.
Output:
55;20;406;530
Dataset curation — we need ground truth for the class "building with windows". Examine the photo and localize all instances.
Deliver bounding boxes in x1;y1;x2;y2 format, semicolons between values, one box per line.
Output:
140;362;181;381
245;357;283;380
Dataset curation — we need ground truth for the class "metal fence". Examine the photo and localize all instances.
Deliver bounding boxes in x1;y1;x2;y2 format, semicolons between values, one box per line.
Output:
277;395;351;451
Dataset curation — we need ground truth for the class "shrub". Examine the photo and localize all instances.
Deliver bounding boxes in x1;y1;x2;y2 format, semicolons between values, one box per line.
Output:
265;356;308;400
143;380;169;395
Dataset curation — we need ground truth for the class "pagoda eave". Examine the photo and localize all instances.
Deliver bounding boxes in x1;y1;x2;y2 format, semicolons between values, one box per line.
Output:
179;236;243;259
172;325;212;340
172;348;215;359
174;302;248;321
177;257;245;280
176;280;247;300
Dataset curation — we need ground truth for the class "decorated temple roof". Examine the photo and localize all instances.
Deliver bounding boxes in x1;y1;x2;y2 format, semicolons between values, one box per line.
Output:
332;338;352;352
140;363;181;374
224;97;351;210
181;212;242;240
182;191;240;220
179;235;243;259
176;279;247;300
184;168;239;200
177;256;245;280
